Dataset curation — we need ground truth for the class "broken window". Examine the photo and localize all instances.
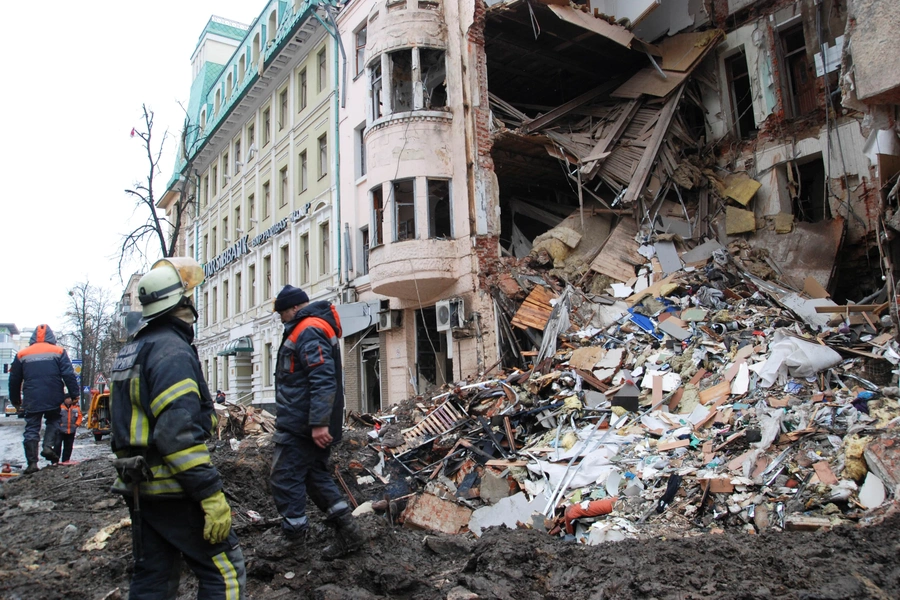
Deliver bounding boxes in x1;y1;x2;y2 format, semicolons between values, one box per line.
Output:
420;49;447;109
725;51;757;139
370;62;383;119
779;24;816;118
390;50;414;113
360;226;370;275
416;306;451;392
393;178;416;241
427;179;451;238
371;185;384;246
789;156;829;223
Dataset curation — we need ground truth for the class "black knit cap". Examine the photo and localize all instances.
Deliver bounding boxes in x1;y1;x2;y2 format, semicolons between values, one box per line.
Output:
273;285;310;312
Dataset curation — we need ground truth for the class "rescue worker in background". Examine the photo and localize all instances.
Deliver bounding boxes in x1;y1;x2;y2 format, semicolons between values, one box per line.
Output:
7;324;79;473
54;396;83;463
267;285;364;561
216;390;226;404
110;257;245;599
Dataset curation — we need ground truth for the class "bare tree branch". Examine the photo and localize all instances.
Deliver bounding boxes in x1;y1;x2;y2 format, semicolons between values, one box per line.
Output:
120;103;201;276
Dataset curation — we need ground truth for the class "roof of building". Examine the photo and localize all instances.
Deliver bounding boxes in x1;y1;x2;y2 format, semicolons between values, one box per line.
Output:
194;15;252;53
0;323;20;335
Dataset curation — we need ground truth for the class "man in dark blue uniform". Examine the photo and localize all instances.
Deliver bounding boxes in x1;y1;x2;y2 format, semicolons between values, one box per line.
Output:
110;257;245;599
8;324;79;473
268;285;364;561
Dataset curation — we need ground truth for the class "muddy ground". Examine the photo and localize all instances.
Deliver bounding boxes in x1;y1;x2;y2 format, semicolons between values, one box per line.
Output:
1;428;899;600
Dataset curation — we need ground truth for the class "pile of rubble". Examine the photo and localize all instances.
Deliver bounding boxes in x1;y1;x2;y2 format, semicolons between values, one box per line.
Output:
352;227;900;545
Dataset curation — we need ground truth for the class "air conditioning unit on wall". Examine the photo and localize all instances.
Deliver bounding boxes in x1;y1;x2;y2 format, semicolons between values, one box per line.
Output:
378;309;401;332
340;288;357;304
436;298;465;332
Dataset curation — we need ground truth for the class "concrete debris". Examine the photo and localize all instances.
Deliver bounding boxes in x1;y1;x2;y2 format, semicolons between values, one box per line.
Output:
352;236;900;543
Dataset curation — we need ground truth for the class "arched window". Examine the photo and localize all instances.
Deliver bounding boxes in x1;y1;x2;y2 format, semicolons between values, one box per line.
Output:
267;11;277;45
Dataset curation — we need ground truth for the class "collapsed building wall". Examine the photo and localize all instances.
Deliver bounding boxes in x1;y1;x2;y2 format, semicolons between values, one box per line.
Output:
475;0;900;337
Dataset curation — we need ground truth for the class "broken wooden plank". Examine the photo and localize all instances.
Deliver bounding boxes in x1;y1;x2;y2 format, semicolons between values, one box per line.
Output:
511;286;558;330
583;99;642;178
698;381;731;406
521;82;619;134
625;272;679;307
589;217;644;282
621;85;685;207
658;439;691;451
814;303;889;314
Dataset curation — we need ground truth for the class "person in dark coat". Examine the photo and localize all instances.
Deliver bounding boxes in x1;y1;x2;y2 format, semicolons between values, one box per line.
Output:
8;324;79;473
268;285;364;561
110;257;245;599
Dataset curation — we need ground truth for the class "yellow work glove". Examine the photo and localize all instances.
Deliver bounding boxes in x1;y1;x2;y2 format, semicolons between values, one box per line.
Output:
200;491;232;544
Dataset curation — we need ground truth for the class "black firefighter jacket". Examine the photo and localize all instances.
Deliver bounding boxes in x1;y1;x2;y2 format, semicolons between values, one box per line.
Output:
109;317;221;501
274;301;344;444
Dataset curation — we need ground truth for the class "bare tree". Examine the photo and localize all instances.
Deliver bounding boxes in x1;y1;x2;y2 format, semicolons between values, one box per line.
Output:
64;282;122;397
120;104;202;274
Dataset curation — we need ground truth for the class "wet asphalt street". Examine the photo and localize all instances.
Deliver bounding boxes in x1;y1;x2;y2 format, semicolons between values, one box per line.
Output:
0;417;112;469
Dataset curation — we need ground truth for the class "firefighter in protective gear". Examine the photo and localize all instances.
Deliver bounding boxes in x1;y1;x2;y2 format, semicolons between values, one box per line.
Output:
110;257;245;599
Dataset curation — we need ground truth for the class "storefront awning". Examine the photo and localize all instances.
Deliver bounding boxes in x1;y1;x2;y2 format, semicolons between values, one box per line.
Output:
217;336;254;356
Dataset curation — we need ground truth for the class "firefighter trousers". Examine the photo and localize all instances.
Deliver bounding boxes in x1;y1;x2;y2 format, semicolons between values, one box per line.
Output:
126;496;245;600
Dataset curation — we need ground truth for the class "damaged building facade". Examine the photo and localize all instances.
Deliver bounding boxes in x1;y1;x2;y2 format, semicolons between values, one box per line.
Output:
164;0;900;409
474;0;900;305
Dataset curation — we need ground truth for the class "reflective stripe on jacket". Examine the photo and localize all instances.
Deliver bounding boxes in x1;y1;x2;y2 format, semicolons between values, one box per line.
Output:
109;317;221;501
59;404;83;434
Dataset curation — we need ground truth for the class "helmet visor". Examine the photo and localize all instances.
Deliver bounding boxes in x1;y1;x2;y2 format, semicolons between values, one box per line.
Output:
151;257;205;295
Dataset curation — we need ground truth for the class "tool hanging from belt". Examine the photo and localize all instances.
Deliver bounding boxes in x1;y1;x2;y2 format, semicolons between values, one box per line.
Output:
113;456;153;562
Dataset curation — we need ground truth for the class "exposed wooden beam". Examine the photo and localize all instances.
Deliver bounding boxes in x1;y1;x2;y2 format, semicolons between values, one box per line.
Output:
622;85;684;208
520;80;619;134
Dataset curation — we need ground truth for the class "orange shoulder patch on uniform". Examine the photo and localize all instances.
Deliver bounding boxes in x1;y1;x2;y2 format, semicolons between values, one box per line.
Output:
18;342;64;359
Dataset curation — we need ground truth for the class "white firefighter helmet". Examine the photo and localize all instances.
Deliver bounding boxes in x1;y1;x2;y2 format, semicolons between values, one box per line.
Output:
137;257;205;319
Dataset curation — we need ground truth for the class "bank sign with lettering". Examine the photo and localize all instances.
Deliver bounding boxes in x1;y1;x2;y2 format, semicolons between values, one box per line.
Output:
202;216;291;279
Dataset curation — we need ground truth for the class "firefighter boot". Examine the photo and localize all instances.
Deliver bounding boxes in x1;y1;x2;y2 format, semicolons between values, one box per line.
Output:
23;440;40;474
322;513;364;561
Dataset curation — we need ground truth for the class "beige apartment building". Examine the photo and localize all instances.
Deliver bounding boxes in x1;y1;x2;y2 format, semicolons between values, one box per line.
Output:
336;0;502;412
162;3;341;406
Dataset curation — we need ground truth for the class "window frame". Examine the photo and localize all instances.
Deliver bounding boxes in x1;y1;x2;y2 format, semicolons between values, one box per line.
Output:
279;166;289;208
299;150;308;193
317;47;327;92
354;25;367;77
318;135;328;180
392;178;416;242
319;221;331;275
299;68;308;111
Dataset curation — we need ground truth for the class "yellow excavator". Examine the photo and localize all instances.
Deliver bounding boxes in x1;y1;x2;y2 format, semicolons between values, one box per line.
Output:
86;383;111;442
